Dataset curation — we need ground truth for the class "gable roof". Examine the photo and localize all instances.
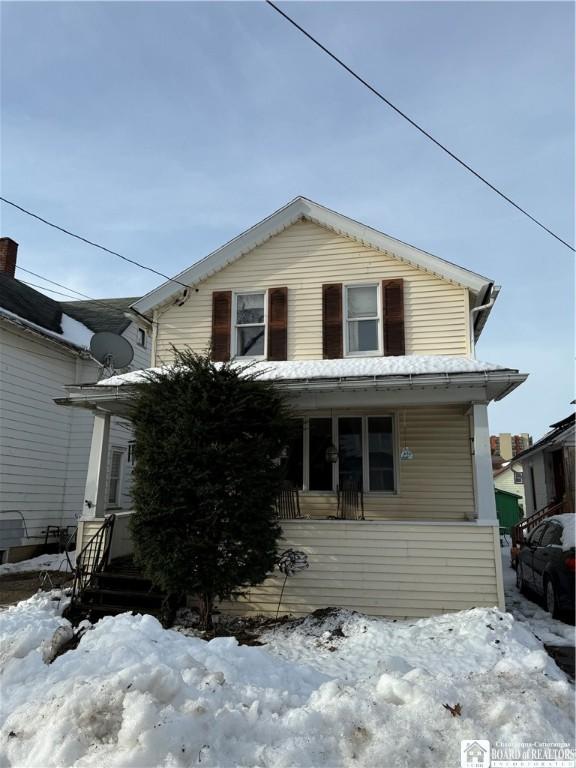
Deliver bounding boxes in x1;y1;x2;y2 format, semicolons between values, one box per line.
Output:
62;298;138;335
131;197;497;333
0;273;138;350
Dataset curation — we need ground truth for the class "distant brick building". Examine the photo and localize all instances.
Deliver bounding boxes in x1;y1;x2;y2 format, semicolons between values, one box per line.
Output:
490;432;532;460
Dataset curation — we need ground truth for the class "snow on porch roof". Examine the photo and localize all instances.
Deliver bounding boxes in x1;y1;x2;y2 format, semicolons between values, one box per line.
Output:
97;355;517;387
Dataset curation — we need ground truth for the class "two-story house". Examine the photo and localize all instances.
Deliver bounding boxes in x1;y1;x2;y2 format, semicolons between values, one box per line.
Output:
60;198;527;617
0;237;150;562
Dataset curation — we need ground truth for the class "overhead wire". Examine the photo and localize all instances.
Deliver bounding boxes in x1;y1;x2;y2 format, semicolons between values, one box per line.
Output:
265;0;575;253
0;196;192;285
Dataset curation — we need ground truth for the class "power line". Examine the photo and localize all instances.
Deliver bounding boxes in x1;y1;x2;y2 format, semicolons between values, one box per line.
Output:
14;264;159;326
266;1;575;253
0;196;191;286
18;279;84;300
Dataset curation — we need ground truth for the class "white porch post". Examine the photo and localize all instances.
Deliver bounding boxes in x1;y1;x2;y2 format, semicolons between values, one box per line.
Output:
471;403;498;523
83;411;111;518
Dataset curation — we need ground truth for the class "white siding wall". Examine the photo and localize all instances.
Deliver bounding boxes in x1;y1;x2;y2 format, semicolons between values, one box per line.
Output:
0;321;148;555
493;464;525;509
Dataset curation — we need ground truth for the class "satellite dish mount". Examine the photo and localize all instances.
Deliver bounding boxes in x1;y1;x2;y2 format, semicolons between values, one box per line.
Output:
90;332;134;380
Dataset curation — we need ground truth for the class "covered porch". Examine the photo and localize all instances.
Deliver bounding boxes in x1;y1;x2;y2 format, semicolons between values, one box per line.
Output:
57;358;526;617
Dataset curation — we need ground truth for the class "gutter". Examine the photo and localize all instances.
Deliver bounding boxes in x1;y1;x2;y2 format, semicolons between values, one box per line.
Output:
470;282;496;350
0;311;92;359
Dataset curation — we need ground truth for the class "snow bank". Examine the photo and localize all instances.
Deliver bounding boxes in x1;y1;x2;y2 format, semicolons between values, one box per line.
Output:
98;355;512;387
0;552;74;576
0;596;573;768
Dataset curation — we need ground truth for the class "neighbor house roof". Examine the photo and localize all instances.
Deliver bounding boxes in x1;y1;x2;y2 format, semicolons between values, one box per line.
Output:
515;412;576;463
0;273;138;352
61;298;138;335
131;197;498;338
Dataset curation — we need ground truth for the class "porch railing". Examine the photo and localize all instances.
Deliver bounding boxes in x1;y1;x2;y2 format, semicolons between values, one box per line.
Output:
69;514;116;606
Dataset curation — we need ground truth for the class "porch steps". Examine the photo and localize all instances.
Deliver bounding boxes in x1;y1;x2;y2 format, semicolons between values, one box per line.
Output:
74;556;166;622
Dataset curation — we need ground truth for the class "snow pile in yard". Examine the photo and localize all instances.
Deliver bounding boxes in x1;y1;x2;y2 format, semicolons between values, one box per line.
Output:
1;599;574;768
0;552;74;576
98;355;513;387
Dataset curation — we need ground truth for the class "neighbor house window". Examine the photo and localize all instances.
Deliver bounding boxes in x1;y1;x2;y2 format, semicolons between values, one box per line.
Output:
344;284;381;355
107;450;124;506
513;471;523;484
282;415;395;493
234;292;266;357
137;328;147;348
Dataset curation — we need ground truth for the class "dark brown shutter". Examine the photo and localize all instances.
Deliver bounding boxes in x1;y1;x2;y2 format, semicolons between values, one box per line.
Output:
267;287;288;361
322;283;343;359
211;291;232;361
382;279;405;356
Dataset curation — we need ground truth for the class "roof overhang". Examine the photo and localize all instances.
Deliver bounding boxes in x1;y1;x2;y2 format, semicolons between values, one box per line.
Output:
55;368;527;418
0;308;91;358
131;197;496;330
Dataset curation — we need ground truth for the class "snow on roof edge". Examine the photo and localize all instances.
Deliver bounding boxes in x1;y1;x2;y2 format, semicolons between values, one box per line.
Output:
96;355;515;388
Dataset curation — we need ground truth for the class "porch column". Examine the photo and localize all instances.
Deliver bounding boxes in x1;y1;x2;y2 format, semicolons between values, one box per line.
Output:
83;411;111;518
471;403;498;522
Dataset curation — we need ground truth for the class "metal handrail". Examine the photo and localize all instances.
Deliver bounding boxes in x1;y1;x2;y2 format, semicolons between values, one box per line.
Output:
69;515;116;606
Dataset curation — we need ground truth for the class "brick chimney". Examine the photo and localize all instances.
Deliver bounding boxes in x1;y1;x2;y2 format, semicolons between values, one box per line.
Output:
0;238;18;278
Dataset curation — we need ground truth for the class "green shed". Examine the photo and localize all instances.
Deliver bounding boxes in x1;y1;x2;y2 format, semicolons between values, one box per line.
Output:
495;488;522;534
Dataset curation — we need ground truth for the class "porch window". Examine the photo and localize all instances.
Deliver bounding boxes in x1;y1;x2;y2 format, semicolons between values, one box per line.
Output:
107;449;124;506
344;284;381;355
282;415;396;493
234;292;266;358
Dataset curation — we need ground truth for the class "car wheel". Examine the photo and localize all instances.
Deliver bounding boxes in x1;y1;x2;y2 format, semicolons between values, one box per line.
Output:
545;579;560;619
516;563;527;594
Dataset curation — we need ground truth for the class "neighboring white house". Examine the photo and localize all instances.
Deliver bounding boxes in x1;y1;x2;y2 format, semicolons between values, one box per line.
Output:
493;459;525;511
0;237;150;562
516;411;575;518
61;197;529;618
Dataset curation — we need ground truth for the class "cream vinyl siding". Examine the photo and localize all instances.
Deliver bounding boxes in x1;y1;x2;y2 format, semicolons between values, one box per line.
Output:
221;522;502;618
299;405;474;521
154;220;471;363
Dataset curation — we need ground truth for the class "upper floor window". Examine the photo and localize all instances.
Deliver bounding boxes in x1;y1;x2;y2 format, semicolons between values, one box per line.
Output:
344;284;381;356
234;292;266;358
137;328;147;348
513;471;523;484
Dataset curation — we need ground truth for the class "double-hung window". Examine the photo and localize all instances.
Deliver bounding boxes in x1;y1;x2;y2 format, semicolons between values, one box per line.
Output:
234;292;266;358
107;449;124;506
344;284;381;355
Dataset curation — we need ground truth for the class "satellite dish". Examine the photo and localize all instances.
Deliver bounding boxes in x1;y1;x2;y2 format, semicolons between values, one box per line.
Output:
90;332;134;377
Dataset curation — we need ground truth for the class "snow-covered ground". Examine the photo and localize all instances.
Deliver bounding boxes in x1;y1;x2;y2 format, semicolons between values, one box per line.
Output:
0;552;75;577
500;544;575;647
0;589;573;768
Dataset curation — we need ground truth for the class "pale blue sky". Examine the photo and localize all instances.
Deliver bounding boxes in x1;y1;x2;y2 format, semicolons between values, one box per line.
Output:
1;1;574;438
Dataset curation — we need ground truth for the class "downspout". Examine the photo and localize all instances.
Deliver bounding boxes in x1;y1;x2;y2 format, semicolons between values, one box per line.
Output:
469;282;495;357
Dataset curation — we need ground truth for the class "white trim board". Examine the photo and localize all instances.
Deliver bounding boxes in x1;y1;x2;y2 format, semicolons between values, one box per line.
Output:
131;197;495;316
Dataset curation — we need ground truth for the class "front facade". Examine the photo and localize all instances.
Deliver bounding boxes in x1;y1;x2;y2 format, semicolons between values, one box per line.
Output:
0;238;150;561
63;198;528;617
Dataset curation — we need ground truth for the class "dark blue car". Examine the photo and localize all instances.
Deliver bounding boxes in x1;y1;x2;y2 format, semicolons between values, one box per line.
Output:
516;516;575;619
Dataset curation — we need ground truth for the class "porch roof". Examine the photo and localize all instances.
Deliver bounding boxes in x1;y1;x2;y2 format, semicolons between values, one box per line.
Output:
55;355;527;416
